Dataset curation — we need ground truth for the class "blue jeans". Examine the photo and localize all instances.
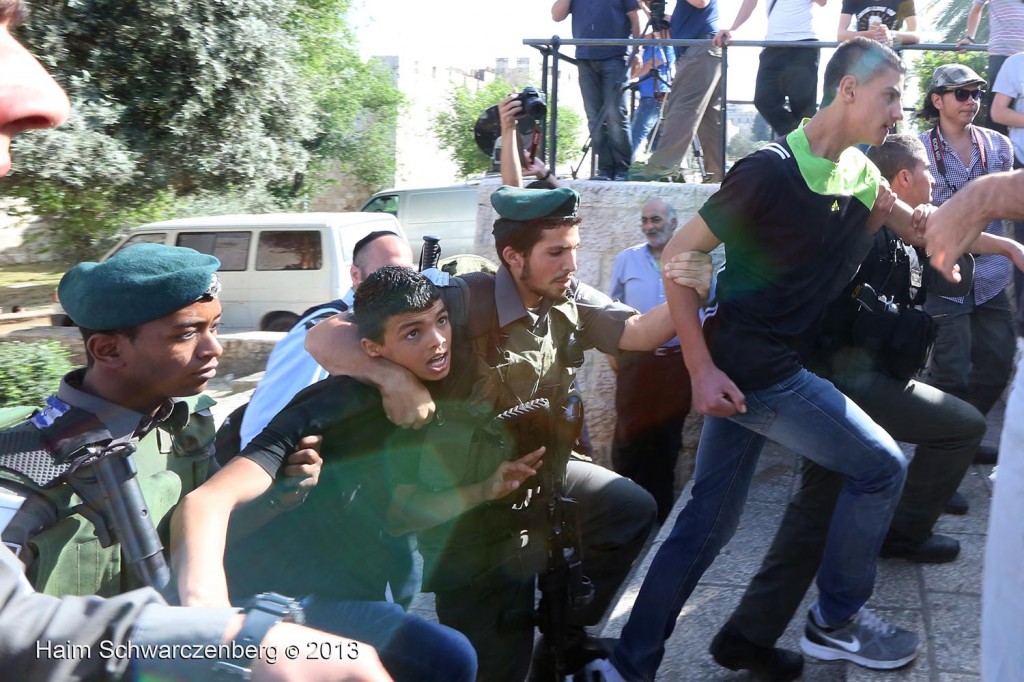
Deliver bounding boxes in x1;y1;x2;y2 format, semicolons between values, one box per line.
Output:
610;369;907;681
578;56;633;177
302;597;477;682
630;96;662;154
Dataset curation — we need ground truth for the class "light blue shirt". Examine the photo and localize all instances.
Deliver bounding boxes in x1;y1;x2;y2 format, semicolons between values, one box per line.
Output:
609;243;679;348
239;289;355;448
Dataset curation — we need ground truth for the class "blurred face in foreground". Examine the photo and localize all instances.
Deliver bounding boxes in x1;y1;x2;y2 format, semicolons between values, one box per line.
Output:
0;0;71;177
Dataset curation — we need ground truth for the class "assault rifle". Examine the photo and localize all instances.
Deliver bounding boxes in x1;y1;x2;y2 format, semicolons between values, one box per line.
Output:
62;441;171;590
495;395;594;680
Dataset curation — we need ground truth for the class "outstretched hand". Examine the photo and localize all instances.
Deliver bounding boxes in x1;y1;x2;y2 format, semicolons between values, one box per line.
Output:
483;447;545;502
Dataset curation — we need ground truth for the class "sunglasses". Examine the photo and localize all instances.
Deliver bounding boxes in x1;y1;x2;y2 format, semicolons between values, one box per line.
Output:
942;87;985;102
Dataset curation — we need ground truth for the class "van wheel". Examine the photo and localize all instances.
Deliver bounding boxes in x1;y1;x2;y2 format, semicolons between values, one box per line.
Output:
262;312;300;332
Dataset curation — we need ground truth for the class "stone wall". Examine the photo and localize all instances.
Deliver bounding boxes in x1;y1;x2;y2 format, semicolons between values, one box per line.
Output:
471;178;719;465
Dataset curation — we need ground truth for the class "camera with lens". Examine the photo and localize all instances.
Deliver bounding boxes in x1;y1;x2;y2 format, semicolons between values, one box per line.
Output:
517;86;547;121
648;0;670;31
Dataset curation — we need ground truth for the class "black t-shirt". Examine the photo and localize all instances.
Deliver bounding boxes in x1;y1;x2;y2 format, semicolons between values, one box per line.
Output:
226;376;422;602
699;134;879;390
840;0;916;31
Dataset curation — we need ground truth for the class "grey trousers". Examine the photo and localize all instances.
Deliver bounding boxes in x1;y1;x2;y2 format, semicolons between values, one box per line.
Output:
725;348;985;647
646;44;723;182
925;288;1016;415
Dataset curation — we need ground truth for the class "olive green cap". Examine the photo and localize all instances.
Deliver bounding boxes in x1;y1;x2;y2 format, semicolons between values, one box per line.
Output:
490;185;580;221
58;243;221;330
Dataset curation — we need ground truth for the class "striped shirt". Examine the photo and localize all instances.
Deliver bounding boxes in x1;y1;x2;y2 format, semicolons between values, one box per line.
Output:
920;125;1015;305
972;0;1024;57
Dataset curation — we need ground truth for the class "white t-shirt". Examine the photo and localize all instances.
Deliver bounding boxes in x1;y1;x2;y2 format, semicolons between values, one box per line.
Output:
993;52;1024;161
765;0;818;41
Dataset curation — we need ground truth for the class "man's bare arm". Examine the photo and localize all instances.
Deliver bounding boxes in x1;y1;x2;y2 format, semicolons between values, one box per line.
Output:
925;170;1024;279
661;215;746;416
171;458;275;608
618;251;713;350
552;0;570;22
874;177;1024;272
305;313;435;428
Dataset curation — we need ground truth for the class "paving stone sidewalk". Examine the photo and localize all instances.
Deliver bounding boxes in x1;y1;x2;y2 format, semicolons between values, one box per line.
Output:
595;402;1002;682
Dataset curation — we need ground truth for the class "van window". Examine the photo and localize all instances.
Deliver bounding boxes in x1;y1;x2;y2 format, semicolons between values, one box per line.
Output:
177;232;251;271
406;191;472;223
256;230;322;271
363;194;398;215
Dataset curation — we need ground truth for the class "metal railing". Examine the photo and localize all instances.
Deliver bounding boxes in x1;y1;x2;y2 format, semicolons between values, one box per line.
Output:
524;37;987;178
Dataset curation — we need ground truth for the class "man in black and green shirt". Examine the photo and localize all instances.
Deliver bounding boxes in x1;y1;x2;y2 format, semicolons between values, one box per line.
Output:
587;37;1018;682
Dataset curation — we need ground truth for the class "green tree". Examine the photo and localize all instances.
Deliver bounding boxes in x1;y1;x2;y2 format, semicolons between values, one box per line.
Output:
431;79;583;179
927;0;988;44
7;0;401;262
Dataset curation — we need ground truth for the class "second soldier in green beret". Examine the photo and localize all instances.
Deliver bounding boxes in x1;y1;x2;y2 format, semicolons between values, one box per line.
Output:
306;185;713;681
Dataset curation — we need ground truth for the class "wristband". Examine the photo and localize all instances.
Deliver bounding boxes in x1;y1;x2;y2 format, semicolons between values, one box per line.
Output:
212;592;305;679
539;169;554;181
962;34;974;43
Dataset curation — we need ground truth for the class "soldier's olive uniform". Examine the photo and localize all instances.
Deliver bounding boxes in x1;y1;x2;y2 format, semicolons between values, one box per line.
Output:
0;369;215;596
403;266;658;682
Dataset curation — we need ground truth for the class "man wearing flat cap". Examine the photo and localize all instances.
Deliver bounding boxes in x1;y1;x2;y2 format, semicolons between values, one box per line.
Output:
0;243;321;599
918;63;1016;465
306;185;711;681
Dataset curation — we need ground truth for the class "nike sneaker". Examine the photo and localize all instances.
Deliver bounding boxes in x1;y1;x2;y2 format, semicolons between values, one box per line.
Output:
800;606;919;669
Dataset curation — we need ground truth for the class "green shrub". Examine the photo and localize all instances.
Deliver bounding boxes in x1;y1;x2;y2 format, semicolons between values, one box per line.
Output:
0;341;73;409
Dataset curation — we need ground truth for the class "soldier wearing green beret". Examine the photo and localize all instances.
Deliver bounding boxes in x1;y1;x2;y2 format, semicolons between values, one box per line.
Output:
0;7;396;681
306;185;713;681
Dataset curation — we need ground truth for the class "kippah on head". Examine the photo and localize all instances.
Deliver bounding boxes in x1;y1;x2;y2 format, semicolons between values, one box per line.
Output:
59;243;221;330
490;185;579;222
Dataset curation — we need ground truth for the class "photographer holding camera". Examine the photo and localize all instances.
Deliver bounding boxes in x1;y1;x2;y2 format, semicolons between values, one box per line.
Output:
552;0;641;181
499;92;562;188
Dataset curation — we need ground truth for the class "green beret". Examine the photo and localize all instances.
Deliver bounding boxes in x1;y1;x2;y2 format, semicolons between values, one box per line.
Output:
59;243;221;330
490;185;579;222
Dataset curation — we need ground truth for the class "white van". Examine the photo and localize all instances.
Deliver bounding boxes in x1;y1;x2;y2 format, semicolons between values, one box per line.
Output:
101;213;405;332
361;183;480;256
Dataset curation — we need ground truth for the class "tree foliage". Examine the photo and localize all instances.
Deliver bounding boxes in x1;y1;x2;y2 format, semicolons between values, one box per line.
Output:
431;78;583;179
6;0;401;263
0;341;73;409
926;0;988;44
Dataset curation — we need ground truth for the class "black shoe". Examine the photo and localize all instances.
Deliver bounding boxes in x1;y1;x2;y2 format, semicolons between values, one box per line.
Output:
975;443;998;465
710;622;804;682
589;173;612;182
530;631;614;680
880;533;960;564
944;491;969;515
